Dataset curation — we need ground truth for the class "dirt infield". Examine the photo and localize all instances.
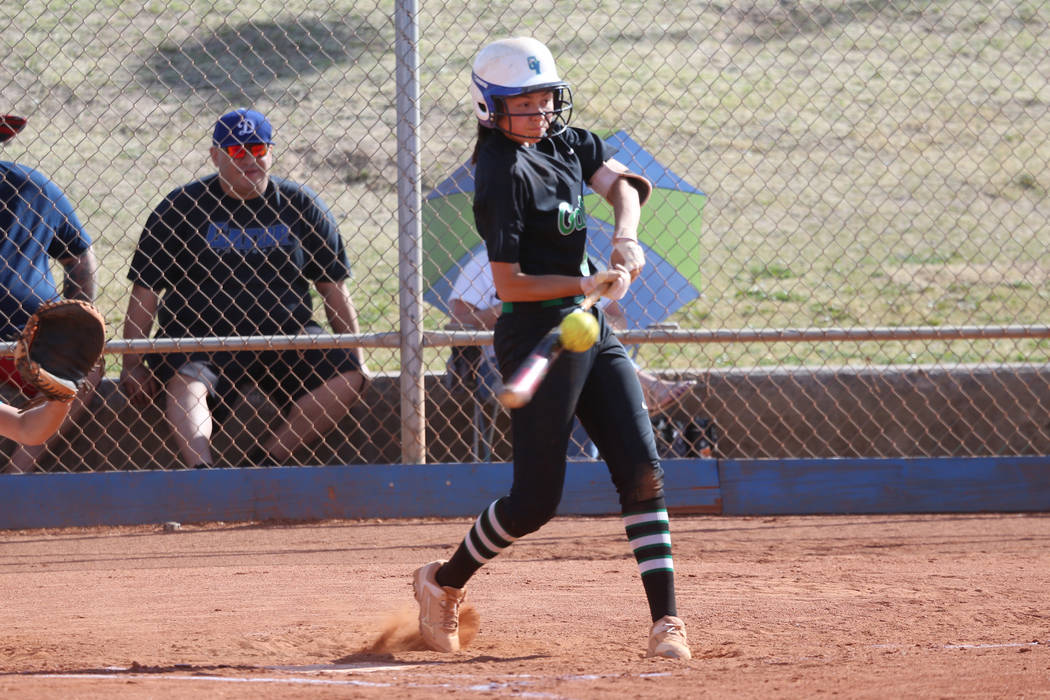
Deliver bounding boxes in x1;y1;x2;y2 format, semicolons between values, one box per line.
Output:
2;513;1048;698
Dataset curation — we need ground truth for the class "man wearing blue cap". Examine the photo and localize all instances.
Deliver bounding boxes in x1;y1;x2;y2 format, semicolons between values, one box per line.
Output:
119;108;368;469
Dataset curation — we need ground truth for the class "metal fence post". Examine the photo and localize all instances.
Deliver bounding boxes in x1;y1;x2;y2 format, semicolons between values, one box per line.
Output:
395;0;424;464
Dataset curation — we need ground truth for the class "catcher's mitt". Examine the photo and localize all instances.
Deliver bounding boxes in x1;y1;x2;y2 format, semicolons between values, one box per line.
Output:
14;300;107;407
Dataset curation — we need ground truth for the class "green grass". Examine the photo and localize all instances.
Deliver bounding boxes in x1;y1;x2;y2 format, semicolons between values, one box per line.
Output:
1;0;1048;375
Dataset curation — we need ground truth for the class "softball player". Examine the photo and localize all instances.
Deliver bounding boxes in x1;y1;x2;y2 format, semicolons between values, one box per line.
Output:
413;37;690;660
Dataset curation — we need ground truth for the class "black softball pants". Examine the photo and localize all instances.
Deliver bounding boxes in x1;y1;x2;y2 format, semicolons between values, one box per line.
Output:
493;304;665;537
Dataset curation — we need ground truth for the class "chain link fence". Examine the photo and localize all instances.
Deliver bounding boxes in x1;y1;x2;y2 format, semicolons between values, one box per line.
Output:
1;0;1048;472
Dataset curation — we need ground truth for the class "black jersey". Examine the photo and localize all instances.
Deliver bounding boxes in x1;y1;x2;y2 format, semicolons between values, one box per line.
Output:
473;127;611;279
128;175;351;338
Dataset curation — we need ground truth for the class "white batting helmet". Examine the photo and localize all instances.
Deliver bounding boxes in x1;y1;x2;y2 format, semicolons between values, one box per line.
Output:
470;37;573;136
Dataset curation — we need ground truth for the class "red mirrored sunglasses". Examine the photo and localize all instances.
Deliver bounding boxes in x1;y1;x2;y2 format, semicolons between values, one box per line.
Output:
223;143;270;159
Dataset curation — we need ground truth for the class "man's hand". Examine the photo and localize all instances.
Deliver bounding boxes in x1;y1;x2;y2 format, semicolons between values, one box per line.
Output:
119;361;158;407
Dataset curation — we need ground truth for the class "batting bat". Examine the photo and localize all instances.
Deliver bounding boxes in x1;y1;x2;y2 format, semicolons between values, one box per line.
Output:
497;283;609;409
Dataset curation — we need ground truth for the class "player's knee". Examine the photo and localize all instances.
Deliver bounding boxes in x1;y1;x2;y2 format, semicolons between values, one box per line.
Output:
512;510;556;536
343;368;368;394
173;361;218;395
501;494;559;537
619;462;666;506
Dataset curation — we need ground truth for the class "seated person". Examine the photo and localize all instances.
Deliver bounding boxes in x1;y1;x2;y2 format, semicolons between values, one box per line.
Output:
119;109;368;469
1;114;100;473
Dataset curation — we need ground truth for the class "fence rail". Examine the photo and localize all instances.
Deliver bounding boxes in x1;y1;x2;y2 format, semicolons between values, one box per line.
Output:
7;323;1050;359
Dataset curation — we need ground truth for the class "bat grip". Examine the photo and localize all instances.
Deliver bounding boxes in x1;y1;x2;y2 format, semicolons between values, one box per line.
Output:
579;281;613;312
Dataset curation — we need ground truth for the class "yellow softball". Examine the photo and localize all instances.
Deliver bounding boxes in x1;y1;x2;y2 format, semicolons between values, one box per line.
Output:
559;309;599;352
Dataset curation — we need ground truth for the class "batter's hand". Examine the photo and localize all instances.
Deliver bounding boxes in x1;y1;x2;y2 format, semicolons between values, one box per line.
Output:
582;266;631;302
611;237;645;281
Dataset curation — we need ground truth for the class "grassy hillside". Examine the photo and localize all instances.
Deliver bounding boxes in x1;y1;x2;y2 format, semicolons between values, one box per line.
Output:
1;0;1048;372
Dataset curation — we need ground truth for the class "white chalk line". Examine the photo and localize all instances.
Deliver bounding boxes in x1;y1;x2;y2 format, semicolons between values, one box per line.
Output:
759;640;1048;666
265;662;426;673
872;640;1047;651
28;673;391;689
19;667;675;698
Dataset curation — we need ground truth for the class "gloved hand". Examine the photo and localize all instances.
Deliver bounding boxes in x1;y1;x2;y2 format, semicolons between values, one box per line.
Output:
14;300;107;410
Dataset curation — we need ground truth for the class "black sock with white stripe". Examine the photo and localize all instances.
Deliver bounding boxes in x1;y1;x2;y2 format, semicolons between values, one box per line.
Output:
437;498;518;589
623;498;678;622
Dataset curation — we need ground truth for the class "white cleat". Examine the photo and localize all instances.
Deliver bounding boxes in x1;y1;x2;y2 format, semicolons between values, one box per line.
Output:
647;615;691;659
412;560;466;652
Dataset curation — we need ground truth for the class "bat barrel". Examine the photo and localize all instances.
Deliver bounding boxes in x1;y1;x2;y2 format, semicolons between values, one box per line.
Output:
497;388;530;410
497;353;554;408
495;290;602;410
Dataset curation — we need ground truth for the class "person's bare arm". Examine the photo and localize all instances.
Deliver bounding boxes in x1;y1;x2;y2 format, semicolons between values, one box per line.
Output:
58;248;98;302
589;159;650;281
606;177;642;243
118;284;160;403
316;280;365;368
0;400;70;445
605;178;644;281
121;284;159;355
449;298;500;331
490;261;625;302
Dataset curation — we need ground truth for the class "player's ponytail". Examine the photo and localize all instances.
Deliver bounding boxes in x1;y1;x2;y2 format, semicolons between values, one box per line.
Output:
471;123;495;165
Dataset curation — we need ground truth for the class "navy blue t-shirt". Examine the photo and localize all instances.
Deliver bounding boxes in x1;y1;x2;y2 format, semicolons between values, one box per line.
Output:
0;162;92;338
127;175;351;338
472;127;610;278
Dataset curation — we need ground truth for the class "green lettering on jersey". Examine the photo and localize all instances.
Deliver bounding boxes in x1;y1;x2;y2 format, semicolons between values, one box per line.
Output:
557;196;586;236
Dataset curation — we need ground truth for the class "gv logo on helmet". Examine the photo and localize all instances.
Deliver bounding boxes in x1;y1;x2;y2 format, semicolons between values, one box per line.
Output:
527;56;541;74
557;196;586;235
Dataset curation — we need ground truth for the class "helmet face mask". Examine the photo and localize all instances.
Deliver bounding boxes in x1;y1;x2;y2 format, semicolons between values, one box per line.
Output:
470;37;574;140
473;83;574;141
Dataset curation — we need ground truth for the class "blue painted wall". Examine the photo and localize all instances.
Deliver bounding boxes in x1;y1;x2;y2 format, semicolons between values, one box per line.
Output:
2;457;1047;530
0;459;721;530
718;457;1050;514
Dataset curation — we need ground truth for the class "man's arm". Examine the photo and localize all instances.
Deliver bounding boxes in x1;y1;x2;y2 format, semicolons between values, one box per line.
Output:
118;283;161;403
315;280;365;368
449;298;500;331
58;249;98;302
122;284;159;343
